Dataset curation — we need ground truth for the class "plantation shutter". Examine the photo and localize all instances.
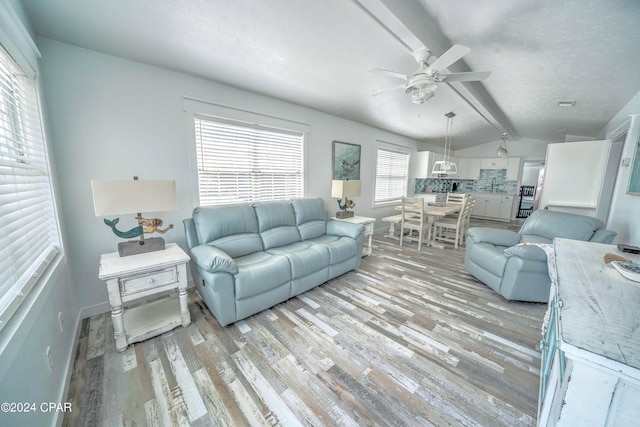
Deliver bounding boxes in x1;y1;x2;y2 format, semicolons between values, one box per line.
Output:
0;44;59;330
194;114;304;205
374;147;410;204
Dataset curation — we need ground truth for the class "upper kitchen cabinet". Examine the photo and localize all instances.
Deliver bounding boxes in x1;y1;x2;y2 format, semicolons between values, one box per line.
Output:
414;151;432;179
457;158;481;180
479;157;521;180
506;157;521;181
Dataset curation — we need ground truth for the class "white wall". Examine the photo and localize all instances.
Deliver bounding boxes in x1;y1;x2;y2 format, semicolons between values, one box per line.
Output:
37;38;422;313
0;2;78;426
600;90;640;245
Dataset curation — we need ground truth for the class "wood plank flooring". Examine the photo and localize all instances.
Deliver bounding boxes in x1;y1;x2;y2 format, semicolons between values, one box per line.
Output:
64;220;546;426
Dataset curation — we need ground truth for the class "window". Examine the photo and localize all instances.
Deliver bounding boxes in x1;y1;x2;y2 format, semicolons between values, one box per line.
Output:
194;114;304;205
374;147;410;205
0;44;60;331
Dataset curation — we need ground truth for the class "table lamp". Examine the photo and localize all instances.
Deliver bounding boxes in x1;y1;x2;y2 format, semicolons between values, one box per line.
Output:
91;177;177;257
332;179;361;218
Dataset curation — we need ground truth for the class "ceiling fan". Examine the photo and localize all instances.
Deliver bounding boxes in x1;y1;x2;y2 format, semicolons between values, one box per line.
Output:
371;44;491;104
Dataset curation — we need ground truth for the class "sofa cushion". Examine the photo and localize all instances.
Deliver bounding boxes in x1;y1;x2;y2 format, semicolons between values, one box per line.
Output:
267;242;330;278
291;197;327;240
234;251;292;299
193;205;263;257
468;242;509;278
518;210;603;242
306;235;359;264
253;201;301;250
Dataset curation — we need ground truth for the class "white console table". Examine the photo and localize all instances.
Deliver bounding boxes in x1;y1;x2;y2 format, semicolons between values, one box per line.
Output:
330;215;375;256
538;238;640;426
99;243;191;352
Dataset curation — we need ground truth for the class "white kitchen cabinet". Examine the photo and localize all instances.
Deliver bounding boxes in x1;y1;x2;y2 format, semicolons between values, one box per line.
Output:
506;157;521;180
471;194;513;221
480;157;508;170
414;151;431;179
472;195;496;217
498;195;514;220
414;151;441;178
457;158;481;180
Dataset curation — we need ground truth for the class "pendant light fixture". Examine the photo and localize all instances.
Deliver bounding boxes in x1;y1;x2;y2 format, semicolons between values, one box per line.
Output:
432;112;458;175
496;133;509;158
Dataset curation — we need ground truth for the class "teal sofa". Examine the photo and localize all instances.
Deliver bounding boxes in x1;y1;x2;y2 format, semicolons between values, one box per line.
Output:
464;210;616;302
183;198;364;326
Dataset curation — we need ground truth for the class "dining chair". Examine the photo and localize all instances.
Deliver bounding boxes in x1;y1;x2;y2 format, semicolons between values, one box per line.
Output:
400;197;428;250
441;192;467;222
433;195;475;249
446;192;466;205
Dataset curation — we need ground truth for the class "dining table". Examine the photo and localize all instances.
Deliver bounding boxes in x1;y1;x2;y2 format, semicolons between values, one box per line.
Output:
392;202;461;249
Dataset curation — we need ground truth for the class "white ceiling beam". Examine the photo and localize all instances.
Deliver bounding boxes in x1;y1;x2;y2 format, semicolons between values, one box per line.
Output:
354;0;518;139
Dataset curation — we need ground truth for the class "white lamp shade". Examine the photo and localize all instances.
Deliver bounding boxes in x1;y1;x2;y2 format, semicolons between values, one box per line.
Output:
91;180;177;216
432;161;458;175
331;180;361;198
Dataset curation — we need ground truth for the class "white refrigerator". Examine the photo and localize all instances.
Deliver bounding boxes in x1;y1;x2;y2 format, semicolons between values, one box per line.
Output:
538;139;623;223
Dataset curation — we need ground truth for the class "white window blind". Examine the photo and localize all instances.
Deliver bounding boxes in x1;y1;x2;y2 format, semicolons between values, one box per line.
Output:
194;114;304;205
0;43;59;331
374;147;410;205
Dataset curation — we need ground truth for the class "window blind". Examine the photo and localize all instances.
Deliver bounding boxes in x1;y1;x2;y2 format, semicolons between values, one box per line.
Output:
374;148;410;205
194;114;304;205
0;44;59;331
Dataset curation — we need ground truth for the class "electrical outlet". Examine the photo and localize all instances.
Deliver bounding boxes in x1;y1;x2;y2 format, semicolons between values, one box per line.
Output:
58;311;64;333
45;346;53;375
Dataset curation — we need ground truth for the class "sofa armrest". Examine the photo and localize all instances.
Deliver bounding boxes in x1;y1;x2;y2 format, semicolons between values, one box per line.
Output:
327;220;364;239
190;245;239;275
591;229;617;244
467;227;521;247
504;244;548;262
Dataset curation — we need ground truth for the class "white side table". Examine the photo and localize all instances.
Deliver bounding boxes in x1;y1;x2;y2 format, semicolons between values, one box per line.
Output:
98;243;191;352
330;215;376;256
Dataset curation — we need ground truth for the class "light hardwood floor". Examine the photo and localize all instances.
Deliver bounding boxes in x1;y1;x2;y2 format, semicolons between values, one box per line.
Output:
64;219;546;426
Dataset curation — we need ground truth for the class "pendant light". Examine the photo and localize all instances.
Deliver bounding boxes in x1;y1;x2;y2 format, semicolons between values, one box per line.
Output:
432;112;458;175
496;133;509;158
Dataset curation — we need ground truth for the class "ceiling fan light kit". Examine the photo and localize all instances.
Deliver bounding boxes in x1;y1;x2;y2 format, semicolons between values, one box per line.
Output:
371;44;490;104
432;112;458;176
406;82;437;104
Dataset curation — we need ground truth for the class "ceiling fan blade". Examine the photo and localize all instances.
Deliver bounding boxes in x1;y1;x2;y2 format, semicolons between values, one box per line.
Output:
370;84;405;97
440;70;491;82
370;68;408;80
427;44;470;73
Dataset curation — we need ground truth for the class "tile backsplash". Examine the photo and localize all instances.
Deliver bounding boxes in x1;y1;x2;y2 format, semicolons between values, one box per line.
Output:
415;169;518;194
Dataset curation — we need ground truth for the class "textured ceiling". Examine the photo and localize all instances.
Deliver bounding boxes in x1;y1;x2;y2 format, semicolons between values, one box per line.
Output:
20;0;640;149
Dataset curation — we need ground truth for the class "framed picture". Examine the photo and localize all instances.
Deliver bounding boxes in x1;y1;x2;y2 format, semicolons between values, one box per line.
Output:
332;141;361;180
628;133;640;195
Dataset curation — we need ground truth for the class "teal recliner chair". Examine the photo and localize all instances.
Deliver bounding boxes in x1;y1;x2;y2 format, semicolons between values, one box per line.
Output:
464;210;617;302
